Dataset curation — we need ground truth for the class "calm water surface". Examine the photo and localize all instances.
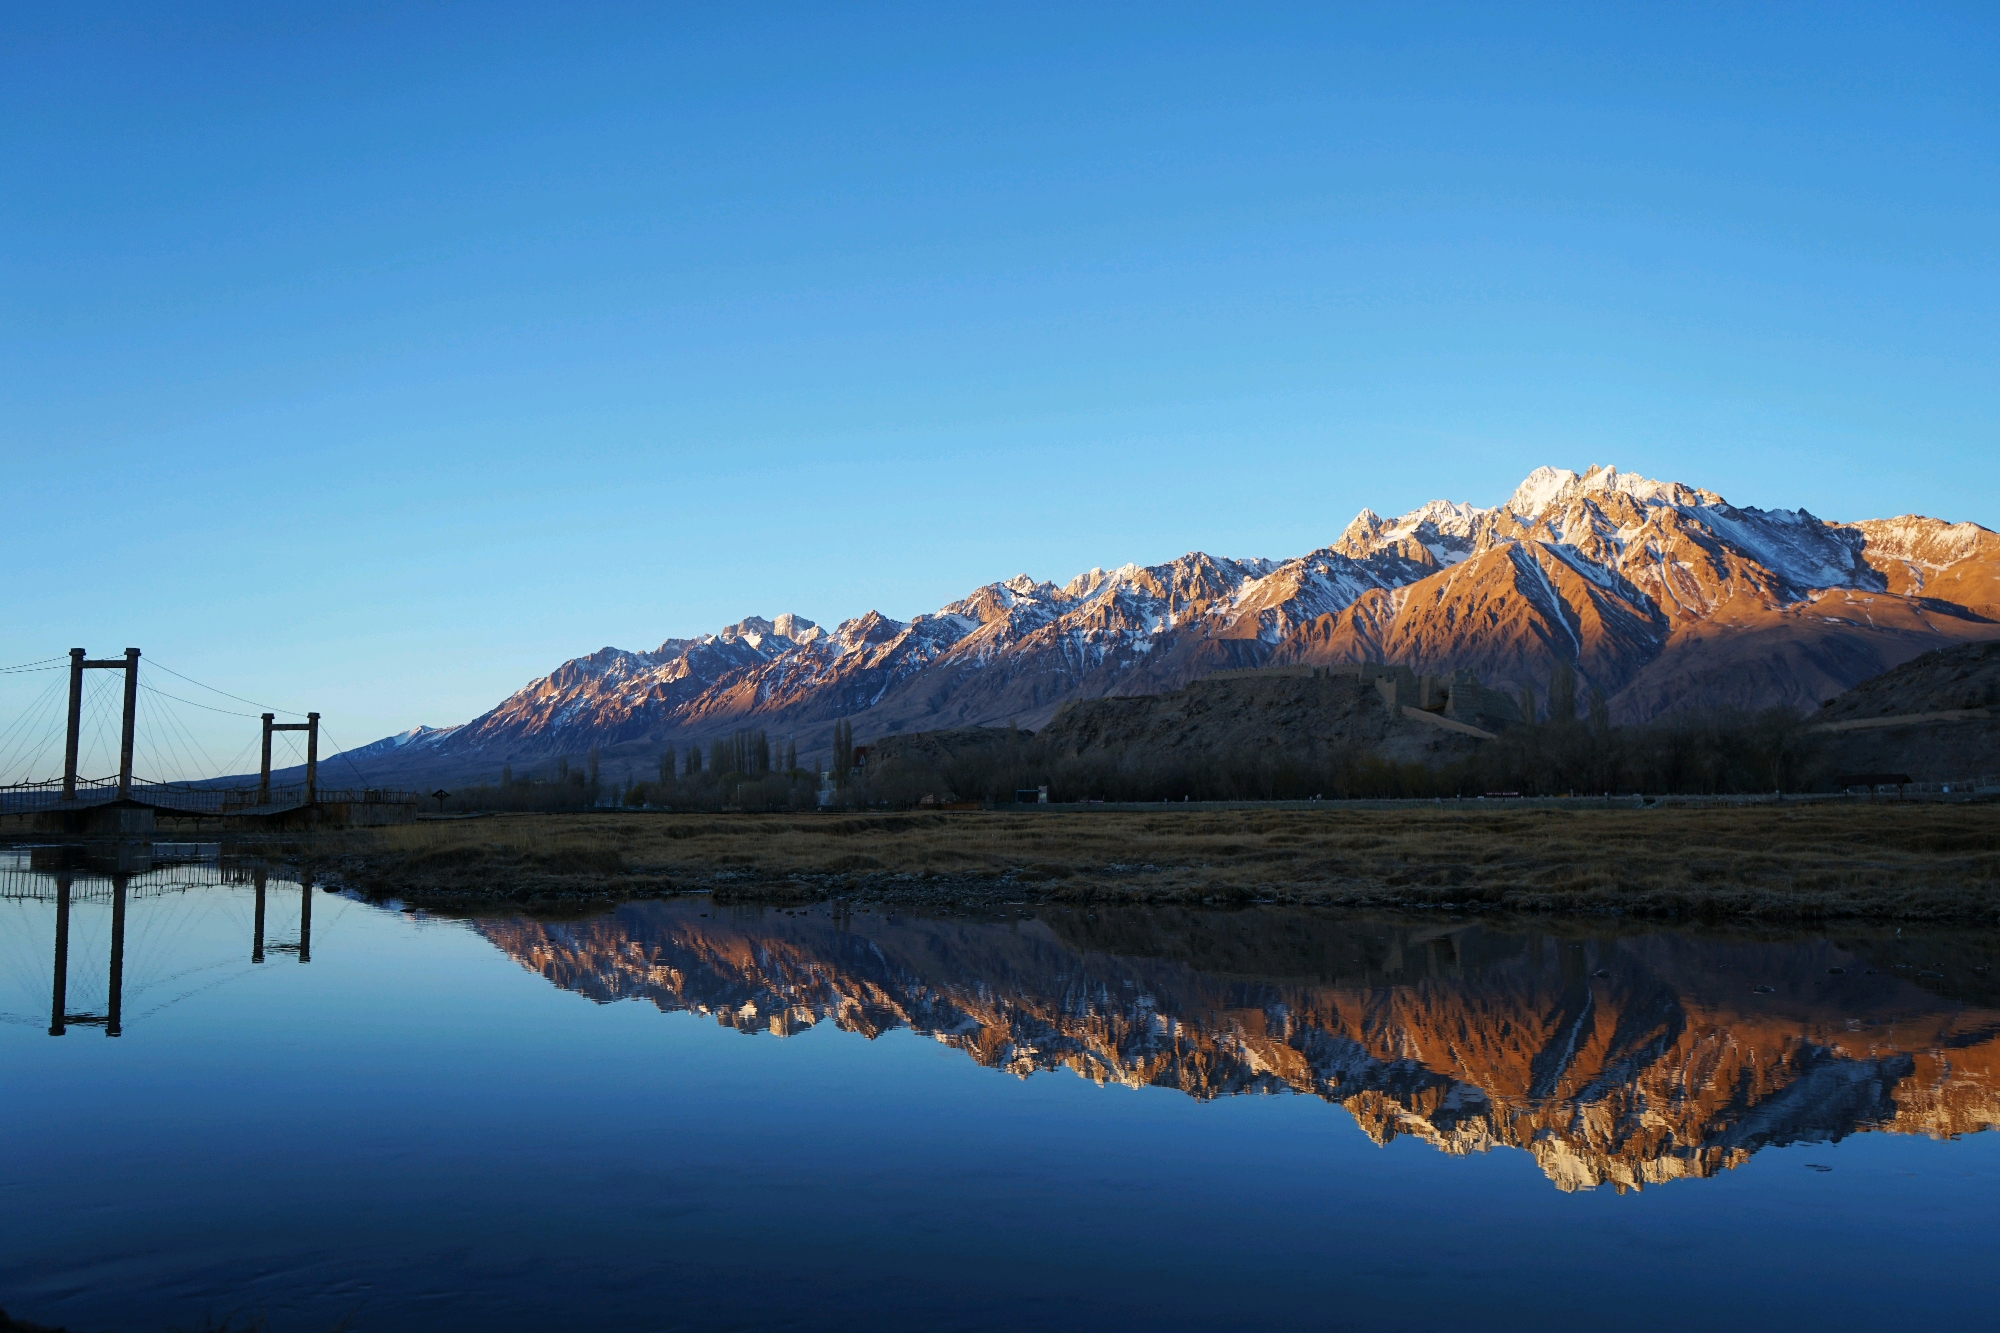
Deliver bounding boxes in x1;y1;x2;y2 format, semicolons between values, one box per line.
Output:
5;847;1998;1331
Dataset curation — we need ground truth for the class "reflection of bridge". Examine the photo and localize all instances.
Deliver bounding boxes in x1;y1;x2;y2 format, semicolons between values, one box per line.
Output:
17;853;316;1037
0;647;416;829
0;850;240;901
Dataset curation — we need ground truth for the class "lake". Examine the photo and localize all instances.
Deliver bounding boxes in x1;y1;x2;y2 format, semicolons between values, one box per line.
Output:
5;845;1997;1331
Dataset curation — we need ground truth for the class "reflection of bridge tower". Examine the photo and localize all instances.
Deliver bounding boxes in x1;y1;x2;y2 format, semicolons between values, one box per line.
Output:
47;871;128;1037
253;871;267;963
109;871;126;1036
48;873;70;1036
246;870;313;964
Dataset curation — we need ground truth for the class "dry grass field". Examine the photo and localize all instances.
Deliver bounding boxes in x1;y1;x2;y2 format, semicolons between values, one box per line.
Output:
288;801;2000;922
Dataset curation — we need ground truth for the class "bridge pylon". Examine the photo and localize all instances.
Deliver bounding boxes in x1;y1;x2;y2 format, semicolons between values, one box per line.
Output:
64;647;140;801
259;711;320;805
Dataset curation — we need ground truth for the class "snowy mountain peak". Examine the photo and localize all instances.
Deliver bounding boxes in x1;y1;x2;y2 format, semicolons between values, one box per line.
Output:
330;723;461;764
716;616;775;644
1063;567;1110;598
771;612;818;641
1506;466;1580;517
1505;464;1724;519
713;613;823;651
1382;497;1489;539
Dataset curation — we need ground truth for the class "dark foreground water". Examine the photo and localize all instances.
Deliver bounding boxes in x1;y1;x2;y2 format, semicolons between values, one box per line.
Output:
5;849;1999;1332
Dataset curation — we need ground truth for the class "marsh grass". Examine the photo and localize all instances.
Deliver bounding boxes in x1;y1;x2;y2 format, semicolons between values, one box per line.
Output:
308;803;2000;922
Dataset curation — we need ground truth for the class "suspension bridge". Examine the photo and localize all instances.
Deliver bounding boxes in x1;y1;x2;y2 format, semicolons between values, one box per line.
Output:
0;648;418;831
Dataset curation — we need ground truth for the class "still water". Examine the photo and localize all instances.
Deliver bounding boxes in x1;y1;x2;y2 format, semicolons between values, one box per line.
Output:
5;848;1998;1331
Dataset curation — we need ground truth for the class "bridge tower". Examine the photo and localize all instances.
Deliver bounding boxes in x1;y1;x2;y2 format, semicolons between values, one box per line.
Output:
63;647;140;801
259;711;320;805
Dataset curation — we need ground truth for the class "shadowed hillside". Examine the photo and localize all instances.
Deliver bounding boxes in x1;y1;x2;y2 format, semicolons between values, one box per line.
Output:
1811;642;2000;781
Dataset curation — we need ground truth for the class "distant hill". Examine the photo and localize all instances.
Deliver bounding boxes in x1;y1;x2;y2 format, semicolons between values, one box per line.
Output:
863;668;1498;789
316;464;2000;787
1034;668;1494;769
1812;641;2000;782
1817;641;2000;722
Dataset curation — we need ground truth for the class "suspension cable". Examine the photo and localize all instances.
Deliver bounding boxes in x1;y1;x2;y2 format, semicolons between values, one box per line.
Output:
155;690;229;781
0;674;68;785
79;672;120;783
313;723;379;787
212;732;261;783
0;657;67;674
138;681;263;720
142;660;309;717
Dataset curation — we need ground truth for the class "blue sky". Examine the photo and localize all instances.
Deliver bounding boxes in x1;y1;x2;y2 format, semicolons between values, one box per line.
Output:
4;3;1997;769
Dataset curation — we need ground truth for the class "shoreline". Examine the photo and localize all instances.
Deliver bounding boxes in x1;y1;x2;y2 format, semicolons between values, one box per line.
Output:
248;803;2000;924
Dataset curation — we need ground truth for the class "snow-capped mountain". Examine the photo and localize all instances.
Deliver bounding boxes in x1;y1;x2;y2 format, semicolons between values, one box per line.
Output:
338;465;2000;779
321;724;462;765
1273;465;2000;718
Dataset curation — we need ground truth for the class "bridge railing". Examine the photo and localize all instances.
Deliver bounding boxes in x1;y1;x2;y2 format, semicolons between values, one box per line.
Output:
0;777;421;815
0;777;119;813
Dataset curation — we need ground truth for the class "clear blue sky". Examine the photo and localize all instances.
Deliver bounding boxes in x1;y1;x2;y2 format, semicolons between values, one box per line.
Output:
4;3;1996;771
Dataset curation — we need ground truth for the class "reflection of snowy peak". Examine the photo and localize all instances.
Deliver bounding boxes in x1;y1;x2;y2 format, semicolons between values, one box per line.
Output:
344;465;2000;774
476;904;2000;1195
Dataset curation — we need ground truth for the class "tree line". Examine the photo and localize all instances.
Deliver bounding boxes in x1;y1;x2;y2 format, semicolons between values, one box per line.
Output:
436;689;1857;815
441;729;820;814
849;704;1845;805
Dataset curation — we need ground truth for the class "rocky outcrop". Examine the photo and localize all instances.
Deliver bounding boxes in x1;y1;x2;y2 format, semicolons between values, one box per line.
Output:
1848;517;2000;620
475;903;2000;1194
1271;541;1672;705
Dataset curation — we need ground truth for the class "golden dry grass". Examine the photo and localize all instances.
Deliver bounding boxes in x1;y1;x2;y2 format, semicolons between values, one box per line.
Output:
301;802;2000;921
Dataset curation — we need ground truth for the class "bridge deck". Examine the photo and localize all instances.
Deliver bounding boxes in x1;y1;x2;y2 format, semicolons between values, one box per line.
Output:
0;777;417;817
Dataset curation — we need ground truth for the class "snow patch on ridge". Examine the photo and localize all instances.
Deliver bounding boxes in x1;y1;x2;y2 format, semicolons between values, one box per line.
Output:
1505;464;1722;519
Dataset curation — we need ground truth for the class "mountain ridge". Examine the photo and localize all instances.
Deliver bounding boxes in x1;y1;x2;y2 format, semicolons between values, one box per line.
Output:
333;464;2000;781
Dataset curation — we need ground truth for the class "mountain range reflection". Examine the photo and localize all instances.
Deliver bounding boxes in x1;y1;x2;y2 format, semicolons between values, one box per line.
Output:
478;902;2000;1192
